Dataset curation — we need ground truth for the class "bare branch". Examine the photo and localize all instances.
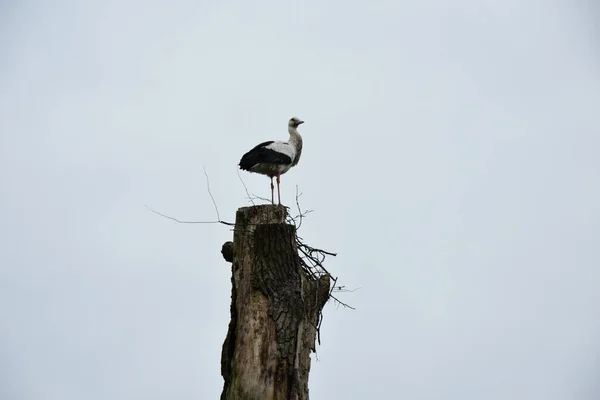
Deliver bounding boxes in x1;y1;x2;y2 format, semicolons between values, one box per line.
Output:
286;200;355;315
236;168;255;206
203;165;221;221
250;193;272;203
146;169;237;227
295;186;304;230
145;205;235;226
329;294;356;310
333;286;361;293
286;187;315;232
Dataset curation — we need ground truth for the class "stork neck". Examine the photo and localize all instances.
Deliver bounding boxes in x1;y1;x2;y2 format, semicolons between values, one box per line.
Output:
288;127;303;149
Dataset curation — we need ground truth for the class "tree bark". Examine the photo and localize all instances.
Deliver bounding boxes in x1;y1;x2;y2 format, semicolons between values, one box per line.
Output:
220;205;330;400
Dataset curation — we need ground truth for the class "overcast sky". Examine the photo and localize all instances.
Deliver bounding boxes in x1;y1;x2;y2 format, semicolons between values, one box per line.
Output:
1;0;599;399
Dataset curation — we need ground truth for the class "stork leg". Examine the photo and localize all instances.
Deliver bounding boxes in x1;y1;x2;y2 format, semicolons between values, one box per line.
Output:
270;177;275;204
276;172;281;205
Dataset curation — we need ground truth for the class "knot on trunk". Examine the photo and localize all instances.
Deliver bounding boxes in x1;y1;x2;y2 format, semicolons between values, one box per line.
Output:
221;241;234;263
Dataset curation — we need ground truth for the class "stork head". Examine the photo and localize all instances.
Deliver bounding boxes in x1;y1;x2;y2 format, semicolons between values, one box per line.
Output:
288;117;304;129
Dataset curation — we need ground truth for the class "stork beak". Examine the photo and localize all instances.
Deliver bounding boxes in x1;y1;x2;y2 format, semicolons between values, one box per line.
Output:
297;120;305;125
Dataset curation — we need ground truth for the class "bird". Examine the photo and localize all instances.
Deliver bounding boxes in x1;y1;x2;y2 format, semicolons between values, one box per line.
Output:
239;117;304;205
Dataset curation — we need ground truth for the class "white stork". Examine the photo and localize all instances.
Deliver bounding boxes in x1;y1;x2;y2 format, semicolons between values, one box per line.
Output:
239;117;304;205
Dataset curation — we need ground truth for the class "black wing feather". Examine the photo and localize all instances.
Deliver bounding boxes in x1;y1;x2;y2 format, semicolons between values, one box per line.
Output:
239;141;292;170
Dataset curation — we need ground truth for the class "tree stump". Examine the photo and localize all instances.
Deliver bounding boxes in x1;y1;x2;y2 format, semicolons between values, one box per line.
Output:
220;205;330;400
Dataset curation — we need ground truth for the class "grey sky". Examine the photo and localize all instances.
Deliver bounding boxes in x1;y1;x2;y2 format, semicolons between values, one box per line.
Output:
1;0;599;399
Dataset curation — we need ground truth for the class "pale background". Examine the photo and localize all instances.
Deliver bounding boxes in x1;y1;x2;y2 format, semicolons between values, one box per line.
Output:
1;1;599;399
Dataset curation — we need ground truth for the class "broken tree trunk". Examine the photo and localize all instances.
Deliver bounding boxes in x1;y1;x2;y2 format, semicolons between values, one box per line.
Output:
220;205;330;400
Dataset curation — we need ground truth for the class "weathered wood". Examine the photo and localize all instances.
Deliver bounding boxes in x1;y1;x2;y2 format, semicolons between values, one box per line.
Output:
221;205;330;400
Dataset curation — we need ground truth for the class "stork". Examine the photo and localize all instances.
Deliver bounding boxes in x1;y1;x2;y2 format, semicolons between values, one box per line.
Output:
238;117;304;205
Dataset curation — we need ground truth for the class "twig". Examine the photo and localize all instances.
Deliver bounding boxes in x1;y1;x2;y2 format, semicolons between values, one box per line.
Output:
236;168;255;206
287;187;314;231
303;243;337;257
145;205;235;226
203;166;220;221
333;286;361;293
251;193;273;203
146;168;235;227
295;186;304;230
329;294;356;310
